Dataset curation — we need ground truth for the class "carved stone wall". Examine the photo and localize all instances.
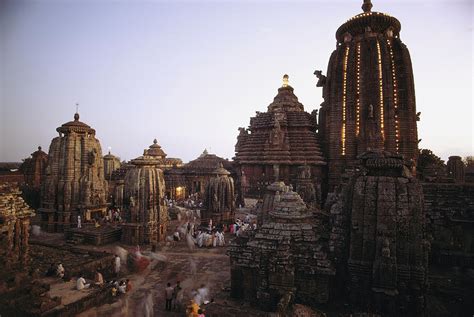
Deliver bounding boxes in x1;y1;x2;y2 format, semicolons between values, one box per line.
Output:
0;183;35;269
330;151;429;315
422;183;474;267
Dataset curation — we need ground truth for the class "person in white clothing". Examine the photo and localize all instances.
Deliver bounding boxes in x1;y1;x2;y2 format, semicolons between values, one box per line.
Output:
114;254;121;277
56;263;65;278
76;274;90;290
77;216;82;229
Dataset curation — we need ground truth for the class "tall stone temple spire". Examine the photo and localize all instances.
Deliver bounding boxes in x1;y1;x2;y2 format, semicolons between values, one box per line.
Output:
40;112;108;232
317;0;419;189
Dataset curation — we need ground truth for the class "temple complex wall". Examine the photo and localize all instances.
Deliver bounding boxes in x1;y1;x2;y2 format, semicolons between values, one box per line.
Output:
422;183;474;267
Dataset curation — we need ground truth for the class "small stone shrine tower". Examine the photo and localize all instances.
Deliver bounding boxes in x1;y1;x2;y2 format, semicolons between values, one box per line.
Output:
201;163;235;225
40;112;108;232
229;184;334;312
447;155;465;183
122;152;168;245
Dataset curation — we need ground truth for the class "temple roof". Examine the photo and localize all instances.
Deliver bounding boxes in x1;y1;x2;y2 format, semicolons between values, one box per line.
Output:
336;1;401;42
267;75;304;112
103;150;118;160
235;77;325;165
31;146;47;158
182;150;233;175
146;139;167;159
57;112;96;134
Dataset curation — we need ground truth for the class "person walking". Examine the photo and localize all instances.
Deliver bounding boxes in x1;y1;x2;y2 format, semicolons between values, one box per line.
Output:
165;282;174;311
172;280;182;310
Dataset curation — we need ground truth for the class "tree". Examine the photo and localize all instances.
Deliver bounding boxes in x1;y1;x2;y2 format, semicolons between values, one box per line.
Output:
417;149;446;181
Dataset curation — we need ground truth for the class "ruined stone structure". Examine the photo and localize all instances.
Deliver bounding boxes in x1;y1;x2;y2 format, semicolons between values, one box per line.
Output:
165;149;234;200
121;153;168;245
328;151;429;315
39;113;108;232
0;183;35;268
229;184;334;311
235;75;325;203
21;146;48;208
201;163;235;224
446;155;465;183
317;0;419;189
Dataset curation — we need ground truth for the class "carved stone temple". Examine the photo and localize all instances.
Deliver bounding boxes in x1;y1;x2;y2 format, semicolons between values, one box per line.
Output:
165;149;233;200
201;163;235;225
228;184;334;312
316;0;420;189
234;75;326;203
21;146;48;208
121;151;168;245
39;113;108;232
328;151;429;315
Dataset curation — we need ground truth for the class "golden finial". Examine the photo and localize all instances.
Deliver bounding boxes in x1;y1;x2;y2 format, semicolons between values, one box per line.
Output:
282;74;289;87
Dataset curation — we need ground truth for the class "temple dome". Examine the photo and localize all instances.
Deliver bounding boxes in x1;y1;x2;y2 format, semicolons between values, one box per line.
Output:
57;112;95;134
336;1;401;42
184;150;233;174
146;139;167;159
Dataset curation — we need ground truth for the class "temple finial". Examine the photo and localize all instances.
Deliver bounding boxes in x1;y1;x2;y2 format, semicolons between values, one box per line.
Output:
282;74;289;87
74;103;79;121
362;0;373;12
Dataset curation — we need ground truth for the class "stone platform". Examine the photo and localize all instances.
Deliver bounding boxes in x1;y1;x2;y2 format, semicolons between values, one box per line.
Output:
64;225;122;246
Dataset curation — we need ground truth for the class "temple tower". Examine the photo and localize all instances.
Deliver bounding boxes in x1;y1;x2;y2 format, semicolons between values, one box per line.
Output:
40;112;108;232
22;146;48;189
122;153;168;245
201;163;235;225
235;75;326;201
103;150;121;181
317;0;419;189
21;146;48;208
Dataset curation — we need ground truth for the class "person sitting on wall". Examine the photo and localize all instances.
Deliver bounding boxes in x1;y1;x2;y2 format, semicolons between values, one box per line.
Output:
56;263;65;279
76;273;90;290
94;269;104;287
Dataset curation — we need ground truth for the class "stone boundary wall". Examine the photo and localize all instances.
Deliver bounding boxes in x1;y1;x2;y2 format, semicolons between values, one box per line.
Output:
422;183;474;267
